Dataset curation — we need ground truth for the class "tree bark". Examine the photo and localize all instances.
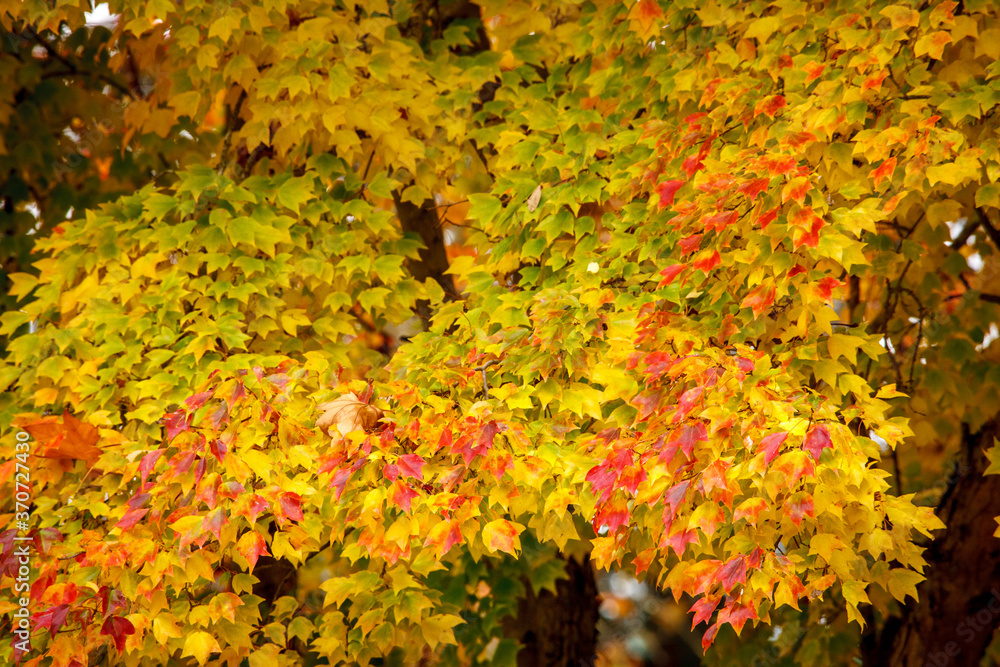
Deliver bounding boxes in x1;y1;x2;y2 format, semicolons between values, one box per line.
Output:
863;418;1000;667
502;552;600;667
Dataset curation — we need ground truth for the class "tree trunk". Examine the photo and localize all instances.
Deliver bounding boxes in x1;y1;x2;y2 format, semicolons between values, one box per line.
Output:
503;552;600;667
863;418;1000;666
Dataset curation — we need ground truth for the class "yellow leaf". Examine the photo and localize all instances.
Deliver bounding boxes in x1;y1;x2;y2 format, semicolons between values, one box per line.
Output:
280;308;312;335
887;568;924;603
152;613;182;644
481;518;523;555
182;631;221;666
421;614;464;649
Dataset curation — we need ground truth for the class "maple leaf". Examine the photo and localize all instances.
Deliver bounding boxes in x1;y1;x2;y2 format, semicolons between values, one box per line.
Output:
33;604;70;635
734;497;767;525
278;492;304;522
389;479;420;512
872;156;897;189
663;480;690;521
692;250;720;273
690;596;720;628
682;154;704;177
397;453;425;480
741;284;776;318
671;423;707;460
628;0;663;35
482;519;523;555
593;496;630;534
786;495;815;526
425;520;463;558
758;431;787;466
754;95;786;118
19;411;102;466
717;599;757;634
803;61;826;81
115;508;148;531
663;527;699;557
203;508;227;540
316;393;384;436
803;425;833;461
138;449;164;483
657;180;685;208
237;531;270;572
657;264;686;288
716;555;747;590
100;616;135;653
163;409;193;442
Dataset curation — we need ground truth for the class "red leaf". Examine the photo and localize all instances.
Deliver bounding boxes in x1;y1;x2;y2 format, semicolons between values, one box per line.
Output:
663;479;690;520
763;154;797;176
757;207;779;229
701;460;730;496
209;438;227;463
100;616;135;653
663;527;699;557
618;466;647;494
679;233;703;255
389;479;420;512
246;495;269;524
803;425;833;461
657;180;685;208
657;264;687;288
692;250;720;273
184;391;213;409
717;599;757;634
741;284;776;318
138;449;164;483
702;622;720;650
690;596;720;628
758;432;787;466
477;421;502;450
278;492;304;522
815;277;845;300
585;464;617;501
162;409;192;442
593;496;630;533
703;210;737;232
115;508;148;531
803;61;826;82
397;454;425;481
237;531;270;572
675;386;704;420
383;463;399;481
33;604;69;635
793;217;824;249
872;156;897;189
754;95;786;118
203;508;228;540
716;555;747;590
682;154;704;177
786;495;814;526
672;423;707;460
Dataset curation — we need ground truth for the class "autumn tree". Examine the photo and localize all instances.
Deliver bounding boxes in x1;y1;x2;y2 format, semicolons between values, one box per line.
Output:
2;1;1000;666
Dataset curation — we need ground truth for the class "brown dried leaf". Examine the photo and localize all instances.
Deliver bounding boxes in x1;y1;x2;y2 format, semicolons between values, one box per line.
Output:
316;393;384;436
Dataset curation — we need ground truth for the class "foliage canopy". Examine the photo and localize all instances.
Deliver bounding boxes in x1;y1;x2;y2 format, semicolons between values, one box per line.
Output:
2;0;1000;665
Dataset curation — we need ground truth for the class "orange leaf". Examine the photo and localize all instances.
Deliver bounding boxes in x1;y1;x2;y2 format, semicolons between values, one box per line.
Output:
18;411;102;466
481;519;522;555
